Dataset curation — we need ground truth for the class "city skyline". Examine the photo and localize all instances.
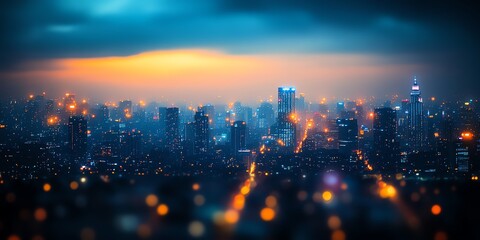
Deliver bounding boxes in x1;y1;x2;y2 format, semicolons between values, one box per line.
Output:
7;77;462;107
1;1;480;239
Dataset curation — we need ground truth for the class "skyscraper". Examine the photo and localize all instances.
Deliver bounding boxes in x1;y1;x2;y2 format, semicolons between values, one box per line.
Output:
68;116;87;156
277;87;296;150
200;105;215;131
409;77;424;152
159;107;167;137
231;121;247;155
257;102;275;136
373;107;399;172
165;107;180;151
194;109;209;155
124;130;143;158
337;118;358;156
119;100;132;122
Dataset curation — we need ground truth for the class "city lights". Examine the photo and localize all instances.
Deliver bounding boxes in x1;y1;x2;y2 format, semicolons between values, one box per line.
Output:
1;0;480;238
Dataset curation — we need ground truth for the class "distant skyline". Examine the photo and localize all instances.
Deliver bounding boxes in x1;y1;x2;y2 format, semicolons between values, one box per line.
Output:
1;0;479;103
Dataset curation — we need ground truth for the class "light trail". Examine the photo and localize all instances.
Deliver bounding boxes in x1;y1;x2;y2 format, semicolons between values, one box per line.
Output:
295;118;314;153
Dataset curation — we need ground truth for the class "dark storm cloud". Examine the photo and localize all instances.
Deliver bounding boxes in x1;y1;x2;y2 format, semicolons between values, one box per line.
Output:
0;0;479;98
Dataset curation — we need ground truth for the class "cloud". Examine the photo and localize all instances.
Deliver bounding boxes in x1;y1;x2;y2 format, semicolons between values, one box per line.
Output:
0;0;479;99
0;49;427;103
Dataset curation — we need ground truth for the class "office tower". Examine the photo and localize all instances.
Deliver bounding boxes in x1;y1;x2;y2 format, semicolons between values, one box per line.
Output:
194;109;209;155
257;102;275;134
397;99;409;151
200;105;215;130
133;104;146;123
99;105;109;123
24;95;45;137
68;116;87;156
158;107;167;137
355;103;364;120
323;119;339;149
455;131;479;173
231;121;247;155
243;107;253;126
119;100;132;122
408;77;424;152
336;102;345;117
165;107;180;151
457;102;478;136
337;118;358;155
277;87;296;149
183;122;196;156
233;102;244;122
125;130;143;158
295;93;306;123
214;105;227;130
373;107;399;172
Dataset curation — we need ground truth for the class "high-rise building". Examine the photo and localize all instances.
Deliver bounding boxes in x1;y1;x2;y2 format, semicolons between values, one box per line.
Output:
337;118;358;155
119;100;132;122
165;107;180;151
124;130;143;158
231;121;246;155
158;107;167;137
277;87;296;149
455;132;479;173
373;107;399;172
200;105;215;130
336;102;345;117
194;109;209;155
408;77;424;152
257;102;275;131
68;116;87;156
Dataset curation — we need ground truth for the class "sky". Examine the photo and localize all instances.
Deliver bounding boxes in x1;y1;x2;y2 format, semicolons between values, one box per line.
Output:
0;0;479;104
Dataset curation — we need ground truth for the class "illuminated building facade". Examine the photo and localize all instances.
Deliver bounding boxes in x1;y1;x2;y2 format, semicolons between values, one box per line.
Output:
337;118;358;156
165;107;180;151
68;116;87;156
373;107;399;172
231;121;246;155
408;77;424;152
277;87;296;150
194;109;210;155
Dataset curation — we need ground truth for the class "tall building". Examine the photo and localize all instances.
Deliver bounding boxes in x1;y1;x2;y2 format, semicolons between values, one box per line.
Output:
373;107;399;172
124;130;143;158
200;105;215;131
158;107;167;137
257;102;275;132
277;87;296;149
68;116;87;156
165;107;180;151
231;121;247;155
194;109;209;155
337;118;358;155
408;77;424;152
119;100;132;122
455;132;479;174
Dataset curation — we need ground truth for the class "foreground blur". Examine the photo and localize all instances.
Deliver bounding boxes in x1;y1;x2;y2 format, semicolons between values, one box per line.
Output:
0;172;477;240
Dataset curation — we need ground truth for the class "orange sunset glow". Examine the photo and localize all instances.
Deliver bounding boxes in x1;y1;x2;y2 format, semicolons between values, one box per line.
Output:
3;49;424;103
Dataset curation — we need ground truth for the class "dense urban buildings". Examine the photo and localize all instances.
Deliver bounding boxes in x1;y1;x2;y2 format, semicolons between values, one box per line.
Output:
0;81;478;180
1;82;480;240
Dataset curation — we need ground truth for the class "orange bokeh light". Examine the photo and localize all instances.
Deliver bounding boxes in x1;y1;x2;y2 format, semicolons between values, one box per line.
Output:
431;204;442;215
157;204;169;216
260;207;276;221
